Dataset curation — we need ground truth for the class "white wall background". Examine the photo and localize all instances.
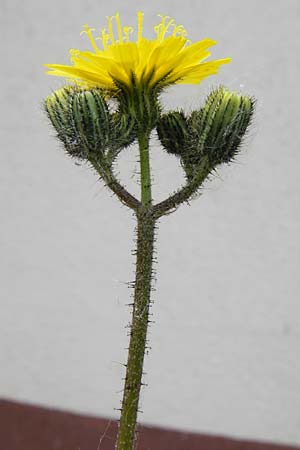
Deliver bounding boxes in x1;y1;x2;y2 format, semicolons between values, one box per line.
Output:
1;0;300;446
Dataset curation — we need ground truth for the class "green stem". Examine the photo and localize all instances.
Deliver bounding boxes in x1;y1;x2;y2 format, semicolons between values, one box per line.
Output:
138;132;152;207
116;132;155;450
153;156;211;218
89;157;141;211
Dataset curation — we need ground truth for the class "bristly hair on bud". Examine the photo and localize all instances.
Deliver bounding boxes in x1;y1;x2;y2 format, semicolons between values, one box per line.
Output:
45;86;80;155
192;86;255;165
72;88;111;155
44;86;137;163
156;86;255;180
156;110;189;155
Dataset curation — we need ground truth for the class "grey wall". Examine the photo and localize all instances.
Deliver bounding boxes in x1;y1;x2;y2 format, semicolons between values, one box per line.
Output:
1;0;300;445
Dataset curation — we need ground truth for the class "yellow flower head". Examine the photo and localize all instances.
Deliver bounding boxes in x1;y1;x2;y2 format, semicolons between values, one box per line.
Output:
45;12;231;91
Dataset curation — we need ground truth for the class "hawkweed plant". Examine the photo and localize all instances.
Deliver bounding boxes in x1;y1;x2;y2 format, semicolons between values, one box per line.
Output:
44;12;255;450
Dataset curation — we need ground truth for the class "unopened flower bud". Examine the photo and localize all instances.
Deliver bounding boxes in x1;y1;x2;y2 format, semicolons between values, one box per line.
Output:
45;87;75;147
156;87;255;180
44;87;137;160
156;111;189;155
197;87;255;165
71;89;110;154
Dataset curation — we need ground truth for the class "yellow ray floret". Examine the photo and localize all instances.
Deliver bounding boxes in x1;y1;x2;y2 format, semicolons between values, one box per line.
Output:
45;12;231;90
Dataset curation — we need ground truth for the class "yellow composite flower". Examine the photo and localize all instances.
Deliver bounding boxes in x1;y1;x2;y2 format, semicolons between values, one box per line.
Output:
45;12;231;91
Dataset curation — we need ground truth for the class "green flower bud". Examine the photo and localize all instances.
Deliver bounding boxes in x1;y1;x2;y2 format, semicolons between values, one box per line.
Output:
45;86;76;148
71;89;111;154
44;87;138;160
156;86;255;180
189;87;226;151
194;86;255;165
156;111;189;155
110;111;137;150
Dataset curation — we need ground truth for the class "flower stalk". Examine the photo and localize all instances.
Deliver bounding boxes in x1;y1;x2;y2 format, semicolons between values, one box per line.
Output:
138;132;152;207
116;131;154;450
116;216;155;450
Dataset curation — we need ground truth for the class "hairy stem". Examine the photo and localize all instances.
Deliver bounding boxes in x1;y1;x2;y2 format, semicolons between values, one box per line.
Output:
116;132;155;450
89;157;141;211
153;156;211;218
138;133;152;207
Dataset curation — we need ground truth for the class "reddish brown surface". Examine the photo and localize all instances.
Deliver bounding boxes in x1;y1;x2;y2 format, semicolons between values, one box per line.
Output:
0;399;299;450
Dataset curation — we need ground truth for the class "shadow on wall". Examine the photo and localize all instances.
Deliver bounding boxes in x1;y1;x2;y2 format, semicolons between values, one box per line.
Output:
0;399;299;450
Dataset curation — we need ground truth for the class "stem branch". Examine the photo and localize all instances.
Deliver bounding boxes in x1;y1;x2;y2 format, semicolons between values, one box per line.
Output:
153;157;211;218
89;157;141;211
